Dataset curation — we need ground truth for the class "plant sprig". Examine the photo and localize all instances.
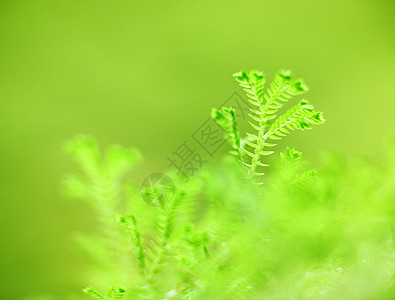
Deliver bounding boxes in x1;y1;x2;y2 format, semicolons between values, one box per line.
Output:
212;70;325;179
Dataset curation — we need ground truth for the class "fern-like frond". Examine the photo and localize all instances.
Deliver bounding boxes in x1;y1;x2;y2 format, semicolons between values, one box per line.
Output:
63;135;142;210
279;147;303;181
211;107;241;158
263;70;309;118
279;147;317;185
145;191;184;290
280;147;302;166
294;169;317;185
64;136;143;297
105;145;142;180
229;70;324;179
265;100;325;141
83;286;106;300
107;287;127;299
118;214;146;274
61;173;91;201
63;135;102;183
233;70;265;105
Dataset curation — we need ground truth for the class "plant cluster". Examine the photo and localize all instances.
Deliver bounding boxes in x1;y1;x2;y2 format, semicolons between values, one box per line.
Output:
63;71;395;299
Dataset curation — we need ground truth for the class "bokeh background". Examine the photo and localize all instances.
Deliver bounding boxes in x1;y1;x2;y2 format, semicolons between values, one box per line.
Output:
0;0;394;298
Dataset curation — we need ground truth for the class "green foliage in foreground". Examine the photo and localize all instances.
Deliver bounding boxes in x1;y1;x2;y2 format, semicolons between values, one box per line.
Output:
63;71;395;299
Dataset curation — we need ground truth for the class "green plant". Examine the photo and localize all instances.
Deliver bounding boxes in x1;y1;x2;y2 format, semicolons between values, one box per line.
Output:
63;71;395;300
212;70;325;179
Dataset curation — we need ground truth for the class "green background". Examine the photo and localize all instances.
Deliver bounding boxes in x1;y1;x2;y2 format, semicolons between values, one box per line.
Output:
0;0;394;298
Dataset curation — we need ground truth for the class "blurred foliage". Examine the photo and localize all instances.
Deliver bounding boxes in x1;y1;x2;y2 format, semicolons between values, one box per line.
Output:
60;135;395;299
0;0;394;298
